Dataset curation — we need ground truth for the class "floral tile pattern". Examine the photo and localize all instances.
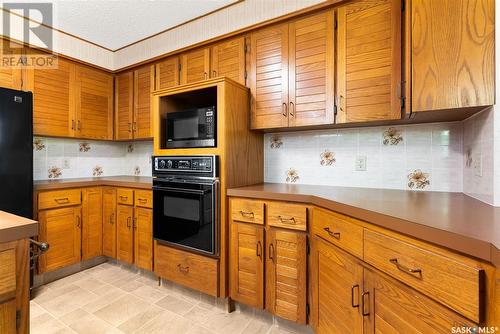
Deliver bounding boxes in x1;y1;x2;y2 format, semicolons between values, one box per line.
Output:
270;136;283;149
407;170;430;189
79;142;91;152
33;138;45;151
383;127;403;146
127;144;134;153
92;166;103;177
134;166;141;176
320;150;335;166
48;167;62;179
285;168;299;183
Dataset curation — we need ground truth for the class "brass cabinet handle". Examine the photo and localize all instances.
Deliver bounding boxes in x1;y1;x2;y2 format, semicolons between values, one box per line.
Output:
239;210;254;218
204;72;208;80
269;243;274;262
177;264;189;273
133;217;137;229
282;102;287;117
278;216;296;225
110;213;114;225
212;70;216;77
71;120;75;130
389;258;422;276
351;284;360;308
77;120;81;131
338;95;345;113
133;122;137;132
126;217;131;228
128;122;132;133
54;197;69;204
361;291;370;316
76;215;81;228
323;227;340;240
256;241;262;259
289;101;295;117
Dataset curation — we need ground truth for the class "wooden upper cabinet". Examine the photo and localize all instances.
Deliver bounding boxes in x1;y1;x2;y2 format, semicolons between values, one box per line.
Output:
102;188;117;258
134;65;154;139
75;65;113;140
230;222;265;308
134;207;153;271
82;188;102;260
411;0;494;112
115;71;134;140
289;11;335;127
0;39;23;90
180;47;210;84
336;0;402;123
155;56;180;90
266;228;307;324
249;24;289;129
116;204;134;264
31;58;76;137
211;36;246;85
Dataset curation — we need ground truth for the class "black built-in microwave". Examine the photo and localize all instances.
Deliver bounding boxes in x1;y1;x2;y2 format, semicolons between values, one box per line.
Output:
165;106;216;148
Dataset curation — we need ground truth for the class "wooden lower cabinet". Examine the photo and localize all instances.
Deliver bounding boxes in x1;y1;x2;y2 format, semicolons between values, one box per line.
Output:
134;207;153;271
82;188;103;260
38;206;82;272
116;204;134;264
102;188;117;258
0;299;16;334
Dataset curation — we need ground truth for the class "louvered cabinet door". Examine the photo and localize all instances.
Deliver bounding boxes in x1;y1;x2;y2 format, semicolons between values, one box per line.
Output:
31;58;76;137
76;65;113;140
102;188;117;258
229;222;265;308
211;36;246;85
249;24;289;129
180;48;210;84
289;10;335;127
115;71;134;140
134;207;153;271
155;56;180;90
336;0;402;123
266;228;307;324
116;204;134;264
82;188;103;260
0;40;23;90
134;65;154;139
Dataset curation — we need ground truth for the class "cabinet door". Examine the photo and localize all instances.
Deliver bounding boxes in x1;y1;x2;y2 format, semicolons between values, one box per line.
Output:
115;71;134;140
134;207;153;271
180;48;210;84
211;36;246;85
229;222;265;308
76;65;113;140
336;0;402;123
411;0;494;112
38;207;81;273
155;56;180;90
116;204;134;264
289;10;335;127
363;267;475;334
134;65;154;139
102;188;117;258
249;24;289;129
0;300;16;334
82;188;102;260
312;237;363;334
266;228;307;324
31;58;76;137
0;40;23;90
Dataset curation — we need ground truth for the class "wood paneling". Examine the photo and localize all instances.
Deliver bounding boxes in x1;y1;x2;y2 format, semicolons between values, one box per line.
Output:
134;207;153;271
155;56;180;90
289;10;335;127
180;48;210;84
38;206;81;273
411;0;495;112
76;65;113;139
134;65;154;139
0;249;16;301
0;40;23;90
13;239;29;334
116;204;134;264
38;189;81;210
250;24;289;129
82;187;102;260
230;198;265;225
102;188;117;258
266;228;307;324
229;222;265;308
336;0;402;123
115;71;134;140
363;267;475;333
211;36;246;85
0;299;16;334
267;202;307;231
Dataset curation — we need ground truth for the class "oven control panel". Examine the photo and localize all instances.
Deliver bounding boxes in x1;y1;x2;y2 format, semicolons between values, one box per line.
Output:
153;156;217;175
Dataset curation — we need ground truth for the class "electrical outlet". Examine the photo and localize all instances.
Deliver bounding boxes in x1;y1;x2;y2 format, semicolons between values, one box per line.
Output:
355;155;367;171
473;153;482;177
63;159;70;169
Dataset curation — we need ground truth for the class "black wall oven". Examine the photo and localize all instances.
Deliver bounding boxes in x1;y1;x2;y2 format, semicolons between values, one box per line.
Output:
153;156;219;256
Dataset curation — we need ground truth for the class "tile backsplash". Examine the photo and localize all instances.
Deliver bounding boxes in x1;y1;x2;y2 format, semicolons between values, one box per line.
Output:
33;137;153;180
264;122;463;192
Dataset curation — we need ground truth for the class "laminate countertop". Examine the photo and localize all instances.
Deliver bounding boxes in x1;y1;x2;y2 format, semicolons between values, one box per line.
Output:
34;176;153;191
0;211;38;243
227;183;500;265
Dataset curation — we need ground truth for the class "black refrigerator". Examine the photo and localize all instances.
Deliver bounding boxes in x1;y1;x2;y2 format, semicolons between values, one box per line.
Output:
0;87;33;219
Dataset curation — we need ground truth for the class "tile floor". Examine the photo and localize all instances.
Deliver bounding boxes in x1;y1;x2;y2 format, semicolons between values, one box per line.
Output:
31;262;313;334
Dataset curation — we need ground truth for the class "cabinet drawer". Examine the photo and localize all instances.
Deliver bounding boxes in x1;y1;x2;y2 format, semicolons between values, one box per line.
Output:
364;229;484;323
135;190;152;208
267;202;307;231
230;198;264;225
312;208;363;258
117;189;134;206
154;243;219;296
38;189;81;210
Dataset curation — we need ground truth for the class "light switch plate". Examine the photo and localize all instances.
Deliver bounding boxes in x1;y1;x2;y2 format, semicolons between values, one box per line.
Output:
355;155;367;171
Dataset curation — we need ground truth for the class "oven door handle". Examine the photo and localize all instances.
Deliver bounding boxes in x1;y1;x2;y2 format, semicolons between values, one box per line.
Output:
152;186;209;195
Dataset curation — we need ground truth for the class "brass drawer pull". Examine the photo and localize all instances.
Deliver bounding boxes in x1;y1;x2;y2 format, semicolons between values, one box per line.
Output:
351;284;359;308
119;196;128;200
54;197;69;204
138;198;147;203
323;227;340;239
278;216;296;224
389;258;422;276
239;210;254;218
361;291;370;316
177;264;189;273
